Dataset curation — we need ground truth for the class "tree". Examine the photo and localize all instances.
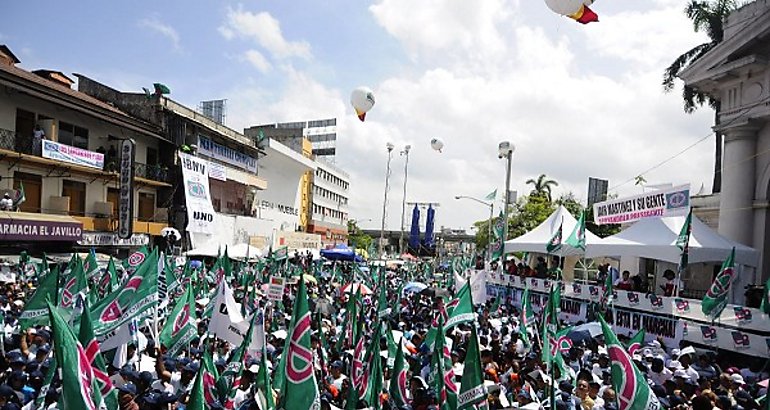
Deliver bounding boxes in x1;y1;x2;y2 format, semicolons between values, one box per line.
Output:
525;174;559;202
347;220;373;250
663;0;737;193
472;194;555;249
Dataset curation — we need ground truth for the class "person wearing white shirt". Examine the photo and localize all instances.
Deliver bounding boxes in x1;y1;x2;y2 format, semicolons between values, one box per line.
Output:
648;358;673;387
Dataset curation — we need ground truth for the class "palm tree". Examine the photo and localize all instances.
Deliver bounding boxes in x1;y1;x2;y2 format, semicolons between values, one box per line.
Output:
526;174;559;202
663;0;738;193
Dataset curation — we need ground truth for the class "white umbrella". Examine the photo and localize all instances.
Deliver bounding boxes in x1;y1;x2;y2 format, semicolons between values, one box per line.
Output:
160;227;181;241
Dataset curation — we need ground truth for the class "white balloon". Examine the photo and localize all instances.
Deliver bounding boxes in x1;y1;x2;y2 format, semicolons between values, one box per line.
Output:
430;138;444;152
543;0;593;16
350;87;375;121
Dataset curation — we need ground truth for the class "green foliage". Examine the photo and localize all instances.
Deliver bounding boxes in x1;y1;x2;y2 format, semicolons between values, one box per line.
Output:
525;174;559;202
347;220;373;250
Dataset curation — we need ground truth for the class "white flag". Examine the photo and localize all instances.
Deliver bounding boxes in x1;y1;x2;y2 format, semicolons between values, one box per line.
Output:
470;270;487;304
209;281;264;351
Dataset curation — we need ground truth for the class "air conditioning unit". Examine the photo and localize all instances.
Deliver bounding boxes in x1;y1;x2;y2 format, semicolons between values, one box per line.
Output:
93;201;113;218
49;196;70;215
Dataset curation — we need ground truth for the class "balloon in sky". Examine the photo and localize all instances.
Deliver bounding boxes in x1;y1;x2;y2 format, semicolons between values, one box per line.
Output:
544;0;599;24
430;138;444;153
350;87;376;122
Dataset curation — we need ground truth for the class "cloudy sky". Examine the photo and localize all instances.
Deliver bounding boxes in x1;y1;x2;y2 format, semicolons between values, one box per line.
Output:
1;0;716;232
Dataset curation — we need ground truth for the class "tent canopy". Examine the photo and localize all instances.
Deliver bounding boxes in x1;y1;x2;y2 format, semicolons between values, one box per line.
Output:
504;205;601;256
585;215;758;266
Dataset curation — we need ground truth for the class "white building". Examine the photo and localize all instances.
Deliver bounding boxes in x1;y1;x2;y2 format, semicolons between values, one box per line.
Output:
680;0;770;284
309;159;350;245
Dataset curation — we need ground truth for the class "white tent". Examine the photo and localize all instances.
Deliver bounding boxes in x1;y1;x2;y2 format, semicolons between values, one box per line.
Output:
585;215;758;266
504;205;601;256
185;242;223;258
228;243;264;260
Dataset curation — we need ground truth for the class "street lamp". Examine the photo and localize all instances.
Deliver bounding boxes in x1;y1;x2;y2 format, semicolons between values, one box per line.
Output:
380;142;395;258
498;141;515;246
455;195;494;263
399;144;411;254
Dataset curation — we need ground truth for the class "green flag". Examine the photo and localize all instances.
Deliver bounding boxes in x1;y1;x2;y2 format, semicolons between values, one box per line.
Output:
59;256;88;316
519;286;533;348
47;301;105;410
458;326;486;410
90;249;159;336
445;282;474;329
255;342;275;410
364;325;384;410
97;257;119;297
13;181;25;209
186;365;208;410
565;211;586;251
34;355;57;410
159;286;197;356
702;248;736;320
84;249;100;279
484;189;497;201
546;220;563;254
432;317;457;410
78;298;119;410
222;311;259;408
676;209;692;279
282;277;320;410
624;329;645;356
389;338;409;408
761;274;770;315
20;266;59;329
490;211;505;261
598;314;661;410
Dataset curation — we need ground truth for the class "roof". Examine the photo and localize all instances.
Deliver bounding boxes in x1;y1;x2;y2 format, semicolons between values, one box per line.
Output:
504;205;601;256
585;215;758;266
0;62;162;139
0;45;20;65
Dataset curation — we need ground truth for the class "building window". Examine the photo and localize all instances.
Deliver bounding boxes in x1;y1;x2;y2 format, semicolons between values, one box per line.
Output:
13;171;41;213
62;179;86;216
138;193;155;222
573;258;599;284
58;122;89;149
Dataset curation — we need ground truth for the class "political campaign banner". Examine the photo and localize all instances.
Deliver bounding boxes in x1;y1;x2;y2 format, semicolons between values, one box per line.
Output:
179;152;218;234
592;184;690;225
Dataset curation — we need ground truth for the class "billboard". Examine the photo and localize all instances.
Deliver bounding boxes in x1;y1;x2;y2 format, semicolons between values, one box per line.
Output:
592;184;690;225
118;139;135;239
587;177;608;207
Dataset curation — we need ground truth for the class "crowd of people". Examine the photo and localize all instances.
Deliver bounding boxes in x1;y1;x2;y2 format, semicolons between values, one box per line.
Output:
0;252;763;410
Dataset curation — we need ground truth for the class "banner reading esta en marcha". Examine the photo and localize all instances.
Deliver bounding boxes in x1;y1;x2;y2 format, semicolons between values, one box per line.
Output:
592;184;690;225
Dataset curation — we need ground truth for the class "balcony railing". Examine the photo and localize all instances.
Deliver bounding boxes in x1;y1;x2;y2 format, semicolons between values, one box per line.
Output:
0;128;171;184
133;162;172;184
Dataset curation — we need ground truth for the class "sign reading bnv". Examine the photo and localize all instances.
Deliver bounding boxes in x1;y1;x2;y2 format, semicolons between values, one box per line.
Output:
179;152;218;234
593;184;690;225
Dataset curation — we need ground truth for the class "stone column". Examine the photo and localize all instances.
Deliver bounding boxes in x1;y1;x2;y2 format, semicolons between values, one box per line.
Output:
717;124;758;246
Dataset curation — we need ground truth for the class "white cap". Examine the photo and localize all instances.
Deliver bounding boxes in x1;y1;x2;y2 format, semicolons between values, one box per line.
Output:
671;348;680;358
673;369;689;379
649;340;661;348
667;360;682;369
642;348;653;358
731;374;746;385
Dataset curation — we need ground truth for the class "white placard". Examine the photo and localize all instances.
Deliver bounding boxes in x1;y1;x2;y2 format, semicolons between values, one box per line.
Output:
267;276;285;301
179;152;217;234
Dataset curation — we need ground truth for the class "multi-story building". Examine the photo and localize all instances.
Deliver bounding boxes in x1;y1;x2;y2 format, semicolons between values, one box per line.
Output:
245;119;350;246
75;75;280;250
0;45;172;254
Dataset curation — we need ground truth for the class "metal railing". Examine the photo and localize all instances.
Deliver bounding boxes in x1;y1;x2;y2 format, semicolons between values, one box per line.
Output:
133;162;172;183
0;128;35;154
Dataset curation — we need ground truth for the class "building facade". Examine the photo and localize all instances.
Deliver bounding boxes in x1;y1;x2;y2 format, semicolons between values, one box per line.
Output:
245;120;350;246
0;45;171;254
680;0;770;284
76;75;273;250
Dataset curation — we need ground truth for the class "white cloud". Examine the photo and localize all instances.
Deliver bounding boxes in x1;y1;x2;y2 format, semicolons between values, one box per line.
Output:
138;17;181;51
219;7;311;60
224;1;715;232
243;49;271;73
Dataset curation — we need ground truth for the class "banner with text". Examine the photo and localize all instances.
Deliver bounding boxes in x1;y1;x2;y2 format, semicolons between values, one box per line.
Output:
486;272;770;357
179;152;217;234
42;140;104;170
592;184;690;225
